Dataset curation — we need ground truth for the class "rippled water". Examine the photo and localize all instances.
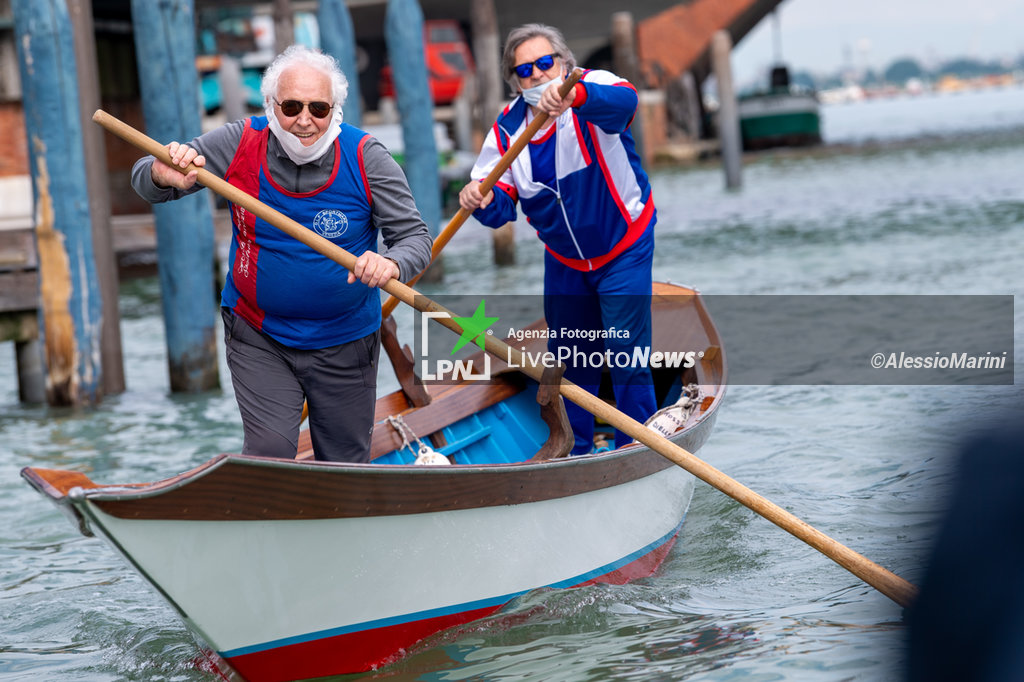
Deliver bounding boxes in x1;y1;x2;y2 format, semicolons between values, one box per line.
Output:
2;88;1022;681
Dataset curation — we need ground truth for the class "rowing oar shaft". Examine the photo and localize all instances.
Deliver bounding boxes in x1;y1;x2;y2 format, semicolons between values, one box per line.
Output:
93;109;917;608
559;387;918;607
379;69;583;319
482;336;918;608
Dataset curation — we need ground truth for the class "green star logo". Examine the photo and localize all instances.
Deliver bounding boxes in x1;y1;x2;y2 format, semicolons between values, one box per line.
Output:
450;299;499;354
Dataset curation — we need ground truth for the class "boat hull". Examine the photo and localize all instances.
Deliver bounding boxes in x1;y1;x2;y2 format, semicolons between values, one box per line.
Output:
738;91;822;150
21;282;726;681
70;448;702;681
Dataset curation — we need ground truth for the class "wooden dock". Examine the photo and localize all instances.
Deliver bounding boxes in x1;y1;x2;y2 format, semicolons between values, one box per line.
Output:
0;210;232;345
0;224;37;347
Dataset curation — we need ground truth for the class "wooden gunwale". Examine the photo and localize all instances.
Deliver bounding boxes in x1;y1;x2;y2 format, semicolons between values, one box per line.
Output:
22;412;714;523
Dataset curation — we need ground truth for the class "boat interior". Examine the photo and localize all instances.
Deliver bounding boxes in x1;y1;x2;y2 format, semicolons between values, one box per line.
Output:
20;285;725;512
296;284;725;467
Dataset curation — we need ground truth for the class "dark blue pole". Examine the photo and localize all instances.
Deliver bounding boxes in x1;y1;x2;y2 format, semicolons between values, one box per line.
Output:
317;0;361;127
131;0;219;392
12;0;102;405
385;0;441;240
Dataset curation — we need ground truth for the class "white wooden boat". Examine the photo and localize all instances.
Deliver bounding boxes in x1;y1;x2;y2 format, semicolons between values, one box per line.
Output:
22;282;726;681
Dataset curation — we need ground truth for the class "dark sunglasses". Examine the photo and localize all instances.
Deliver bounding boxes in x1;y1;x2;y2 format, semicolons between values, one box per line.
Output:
274;98;333;119
513;54;556;79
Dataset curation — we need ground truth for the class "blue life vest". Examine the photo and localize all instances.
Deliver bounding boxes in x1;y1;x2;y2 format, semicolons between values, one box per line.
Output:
222;116;379;349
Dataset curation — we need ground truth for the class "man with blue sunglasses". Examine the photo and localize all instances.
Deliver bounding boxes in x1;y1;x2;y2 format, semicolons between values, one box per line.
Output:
459;23;658;455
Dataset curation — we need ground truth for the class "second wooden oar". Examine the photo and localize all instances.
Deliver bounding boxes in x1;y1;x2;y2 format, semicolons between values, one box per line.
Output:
93;108;918;608
379;69;583;319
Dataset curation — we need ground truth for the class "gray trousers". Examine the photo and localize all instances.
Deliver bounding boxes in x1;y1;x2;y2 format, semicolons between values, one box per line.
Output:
222;309;379;463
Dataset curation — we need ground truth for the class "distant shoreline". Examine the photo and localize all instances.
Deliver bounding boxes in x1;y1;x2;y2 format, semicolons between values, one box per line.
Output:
820;73;1023;105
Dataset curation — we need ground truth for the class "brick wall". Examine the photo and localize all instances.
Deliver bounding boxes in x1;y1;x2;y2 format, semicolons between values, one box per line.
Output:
0;102;28;177
0;98;150;214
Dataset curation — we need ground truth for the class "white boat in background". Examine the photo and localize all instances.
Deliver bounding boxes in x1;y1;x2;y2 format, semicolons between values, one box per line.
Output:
22;282;727;682
819;84;867;105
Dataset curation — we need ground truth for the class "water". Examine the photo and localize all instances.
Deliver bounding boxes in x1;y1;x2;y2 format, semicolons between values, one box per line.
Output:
2;86;1022;681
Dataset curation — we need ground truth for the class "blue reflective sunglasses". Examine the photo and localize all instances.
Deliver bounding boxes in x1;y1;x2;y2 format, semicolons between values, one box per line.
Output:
514;54;556;79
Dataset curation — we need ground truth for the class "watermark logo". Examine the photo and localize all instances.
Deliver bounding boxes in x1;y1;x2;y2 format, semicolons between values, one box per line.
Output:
414;293;1013;386
450;299;499;353
871;351;1008;371
417;296;702;383
505;345;701;371
420;299;497;381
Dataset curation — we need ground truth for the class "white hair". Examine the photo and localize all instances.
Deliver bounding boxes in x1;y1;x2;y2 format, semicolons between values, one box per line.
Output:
260;44;349;108
502;23;577;91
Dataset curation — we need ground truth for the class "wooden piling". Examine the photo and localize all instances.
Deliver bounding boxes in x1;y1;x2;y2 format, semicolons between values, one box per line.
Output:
0;307;43;404
69;0;124;397
130;0;219;393
611;12;645;163
272;0;293;56
16;337;45;404
12;0;103;405
470;0;503;128
711;30;742;190
385;0;443;280
469;0;515;266
675;71;703;139
317;0;361;127
492;223;516;266
452;77;474;153
218;55;246;124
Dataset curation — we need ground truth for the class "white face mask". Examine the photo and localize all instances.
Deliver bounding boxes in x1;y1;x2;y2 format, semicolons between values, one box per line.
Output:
265;102;344;165
521;77;562;107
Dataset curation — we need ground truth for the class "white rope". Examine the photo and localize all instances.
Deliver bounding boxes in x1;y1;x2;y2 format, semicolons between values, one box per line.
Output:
644;384;702;438
385;414;451;465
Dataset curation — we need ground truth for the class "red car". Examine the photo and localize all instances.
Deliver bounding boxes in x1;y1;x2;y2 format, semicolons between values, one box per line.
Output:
379;20;475;105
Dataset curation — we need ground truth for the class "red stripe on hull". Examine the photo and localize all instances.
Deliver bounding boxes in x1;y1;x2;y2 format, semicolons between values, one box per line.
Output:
220;531;680;681
582;532;678;586
225;605;500;682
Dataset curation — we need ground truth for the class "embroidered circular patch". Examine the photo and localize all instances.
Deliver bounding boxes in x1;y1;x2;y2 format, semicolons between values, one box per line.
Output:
313;209;349;238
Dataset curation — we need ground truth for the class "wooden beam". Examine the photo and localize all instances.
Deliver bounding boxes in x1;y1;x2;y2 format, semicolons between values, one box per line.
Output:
70;0;125;396
0;270;38;316
712;30;742;190
611;11;645;162
470;0;503;128
272;0;293;55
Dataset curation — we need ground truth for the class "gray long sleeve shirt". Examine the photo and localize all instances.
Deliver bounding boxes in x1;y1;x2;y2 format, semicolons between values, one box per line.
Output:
130;119;432;283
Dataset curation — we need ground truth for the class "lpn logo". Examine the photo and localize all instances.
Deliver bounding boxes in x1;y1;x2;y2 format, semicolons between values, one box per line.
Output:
421;299;498;381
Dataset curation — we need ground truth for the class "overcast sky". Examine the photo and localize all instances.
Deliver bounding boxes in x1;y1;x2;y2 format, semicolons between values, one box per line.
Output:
731;0;1024;86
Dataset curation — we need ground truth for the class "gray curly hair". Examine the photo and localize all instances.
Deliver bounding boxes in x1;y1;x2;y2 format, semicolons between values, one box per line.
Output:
501;23;577;92
260;44;349;108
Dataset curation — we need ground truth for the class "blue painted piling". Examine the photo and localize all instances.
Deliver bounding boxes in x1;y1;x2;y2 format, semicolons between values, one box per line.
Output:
131;0;219;392
317;0;361;127
12;0;102;405
385;0;442;241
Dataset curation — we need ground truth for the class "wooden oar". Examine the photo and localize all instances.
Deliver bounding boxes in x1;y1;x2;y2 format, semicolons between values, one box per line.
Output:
93;109;918;608
379;68;583;319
